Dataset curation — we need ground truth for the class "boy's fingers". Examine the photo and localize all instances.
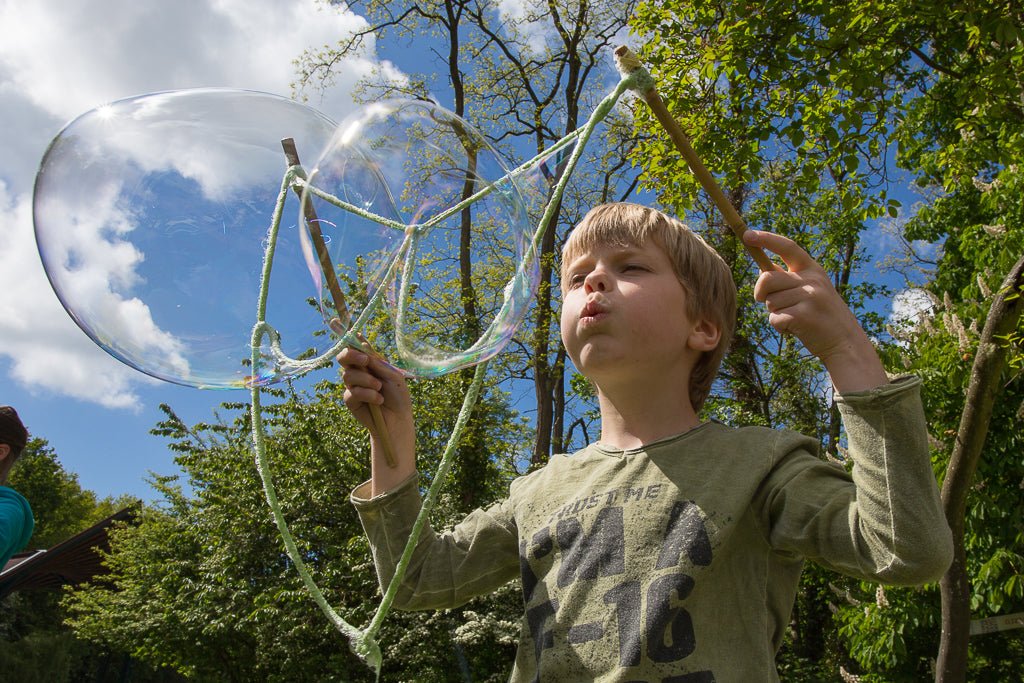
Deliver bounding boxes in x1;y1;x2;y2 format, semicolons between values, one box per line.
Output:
340;353;409;405
761;286;810;313
337;346;403;380
743;230;815;271
367;355;405;383
341;365;382;390
344;385;384;408
753;267;808;303
336;346;368;367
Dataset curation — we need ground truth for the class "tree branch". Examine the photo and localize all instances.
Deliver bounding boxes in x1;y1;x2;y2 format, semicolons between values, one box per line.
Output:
936;251;1024;682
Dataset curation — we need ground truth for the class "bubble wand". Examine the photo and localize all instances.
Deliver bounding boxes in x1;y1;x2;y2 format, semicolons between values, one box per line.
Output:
613;46;774;272
281;137;397;467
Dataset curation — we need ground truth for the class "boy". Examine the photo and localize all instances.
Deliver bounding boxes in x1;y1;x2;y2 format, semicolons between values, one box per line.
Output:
1;405;34;568
339;202;953;681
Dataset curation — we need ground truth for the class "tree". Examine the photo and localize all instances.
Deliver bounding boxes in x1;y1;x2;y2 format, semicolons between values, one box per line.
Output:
896;180;1024;680
883;6;1024;674
65;372;528;681
6;438;130;550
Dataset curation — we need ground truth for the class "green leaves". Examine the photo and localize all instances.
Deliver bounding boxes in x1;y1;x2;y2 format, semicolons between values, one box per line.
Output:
62;375;526;680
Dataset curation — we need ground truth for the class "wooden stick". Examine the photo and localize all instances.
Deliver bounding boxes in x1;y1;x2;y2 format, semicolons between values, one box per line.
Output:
614;46;775;272
282;138;397;467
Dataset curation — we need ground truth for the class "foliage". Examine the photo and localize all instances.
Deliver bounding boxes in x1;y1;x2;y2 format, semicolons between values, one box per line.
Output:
834;582;943;680
64;373;527;681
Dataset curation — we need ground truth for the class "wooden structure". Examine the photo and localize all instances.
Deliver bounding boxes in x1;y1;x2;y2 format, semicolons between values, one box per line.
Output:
0;506;136;598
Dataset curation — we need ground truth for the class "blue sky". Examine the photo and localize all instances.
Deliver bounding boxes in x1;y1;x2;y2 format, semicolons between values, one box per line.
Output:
0;0;395;500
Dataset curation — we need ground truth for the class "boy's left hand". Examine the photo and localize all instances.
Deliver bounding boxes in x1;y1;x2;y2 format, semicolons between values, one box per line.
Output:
742;230;889;393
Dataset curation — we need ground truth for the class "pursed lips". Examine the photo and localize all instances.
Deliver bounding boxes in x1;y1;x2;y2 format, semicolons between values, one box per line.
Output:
579;298;609;324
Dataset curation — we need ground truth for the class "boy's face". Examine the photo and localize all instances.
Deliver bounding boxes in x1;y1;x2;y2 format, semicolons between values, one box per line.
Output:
560;239;717;387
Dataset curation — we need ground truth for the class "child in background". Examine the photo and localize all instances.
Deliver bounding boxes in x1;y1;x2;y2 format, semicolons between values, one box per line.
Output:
0;406;34;568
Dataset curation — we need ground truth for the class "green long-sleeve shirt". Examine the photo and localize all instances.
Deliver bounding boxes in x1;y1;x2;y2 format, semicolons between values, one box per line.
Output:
352;376;952;682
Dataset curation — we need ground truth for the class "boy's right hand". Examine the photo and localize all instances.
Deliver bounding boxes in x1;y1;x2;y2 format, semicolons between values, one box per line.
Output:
742;230;889;393
337;347;416;493
337;348;412;427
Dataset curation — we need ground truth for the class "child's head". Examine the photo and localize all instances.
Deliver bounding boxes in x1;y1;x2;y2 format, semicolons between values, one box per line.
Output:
561;202;736;411
0;406;28;482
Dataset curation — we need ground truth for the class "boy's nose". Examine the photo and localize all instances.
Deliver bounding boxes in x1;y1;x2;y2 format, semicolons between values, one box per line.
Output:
584;269;608;292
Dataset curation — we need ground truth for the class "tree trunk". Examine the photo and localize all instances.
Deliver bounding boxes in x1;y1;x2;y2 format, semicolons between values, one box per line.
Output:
532;205;562;466
935;253;1024;681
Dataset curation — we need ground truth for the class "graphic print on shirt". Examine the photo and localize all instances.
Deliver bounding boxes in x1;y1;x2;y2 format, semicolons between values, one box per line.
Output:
519;484;716;681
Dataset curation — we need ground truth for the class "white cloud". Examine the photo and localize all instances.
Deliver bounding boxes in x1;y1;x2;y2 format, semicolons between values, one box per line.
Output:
495;0;555;54
0;181;151;408
0;0;390;408
890;287;934;321
0;0;370;122
887;287;935;345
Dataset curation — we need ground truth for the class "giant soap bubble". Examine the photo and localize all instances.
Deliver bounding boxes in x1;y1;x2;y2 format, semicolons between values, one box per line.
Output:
301;99;539;377
33;89;344;388
34;90;539;388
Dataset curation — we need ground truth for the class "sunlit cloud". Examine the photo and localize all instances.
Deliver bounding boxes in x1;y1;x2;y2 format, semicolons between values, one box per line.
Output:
0;181;149;408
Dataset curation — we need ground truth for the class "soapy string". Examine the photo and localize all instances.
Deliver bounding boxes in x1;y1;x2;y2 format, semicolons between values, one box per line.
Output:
246;47;772;676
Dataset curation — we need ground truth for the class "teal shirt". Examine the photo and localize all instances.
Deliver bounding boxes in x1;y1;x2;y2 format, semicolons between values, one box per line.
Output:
0;486;34;568
352;376;953;682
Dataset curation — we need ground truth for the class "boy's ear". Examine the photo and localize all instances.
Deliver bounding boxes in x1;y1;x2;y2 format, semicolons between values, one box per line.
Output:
0;444;9;462
687;318;721;352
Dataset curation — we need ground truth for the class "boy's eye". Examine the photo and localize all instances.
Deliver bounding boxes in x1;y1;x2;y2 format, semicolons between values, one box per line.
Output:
567;273;586;288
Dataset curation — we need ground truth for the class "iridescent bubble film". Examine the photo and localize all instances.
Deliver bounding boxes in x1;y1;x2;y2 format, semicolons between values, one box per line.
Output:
303;99;540;377
33;89;342;388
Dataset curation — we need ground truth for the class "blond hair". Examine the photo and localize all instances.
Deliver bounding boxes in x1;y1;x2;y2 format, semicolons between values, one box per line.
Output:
561;202;736;411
